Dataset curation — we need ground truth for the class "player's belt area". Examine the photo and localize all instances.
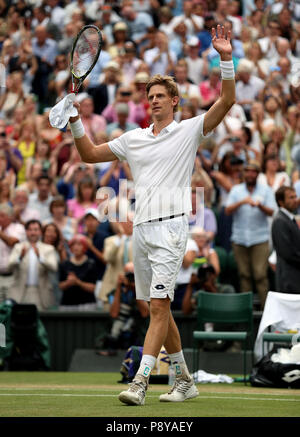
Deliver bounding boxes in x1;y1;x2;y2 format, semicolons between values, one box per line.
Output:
148;213;185;223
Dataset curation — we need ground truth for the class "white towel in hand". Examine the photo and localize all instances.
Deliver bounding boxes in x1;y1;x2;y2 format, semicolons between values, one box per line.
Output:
49;93;78;129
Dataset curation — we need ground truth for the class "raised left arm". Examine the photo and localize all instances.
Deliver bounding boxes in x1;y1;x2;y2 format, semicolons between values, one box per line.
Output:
203;25;236;136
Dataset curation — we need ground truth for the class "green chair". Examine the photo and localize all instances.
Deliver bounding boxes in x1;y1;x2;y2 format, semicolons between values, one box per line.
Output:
227;250;239;291
192;291;254;383
227;250;237;272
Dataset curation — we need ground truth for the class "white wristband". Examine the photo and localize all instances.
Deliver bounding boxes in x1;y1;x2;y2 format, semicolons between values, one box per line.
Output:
220;60;235;80
70;118;85;138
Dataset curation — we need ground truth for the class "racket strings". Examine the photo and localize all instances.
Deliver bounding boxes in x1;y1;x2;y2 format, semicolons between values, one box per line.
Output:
73;28;100;78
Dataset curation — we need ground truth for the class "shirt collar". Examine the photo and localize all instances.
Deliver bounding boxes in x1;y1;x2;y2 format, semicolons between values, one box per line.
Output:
280;207;295;221
148;120;178;136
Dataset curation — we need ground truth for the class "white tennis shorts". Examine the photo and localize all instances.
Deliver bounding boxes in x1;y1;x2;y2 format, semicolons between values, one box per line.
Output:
133;214;188;302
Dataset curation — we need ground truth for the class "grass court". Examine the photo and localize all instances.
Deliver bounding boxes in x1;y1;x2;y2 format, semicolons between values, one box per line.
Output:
0;372;299;418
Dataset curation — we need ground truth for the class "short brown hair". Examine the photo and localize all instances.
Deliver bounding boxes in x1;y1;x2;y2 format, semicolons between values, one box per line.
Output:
275;186;295;207
77;176;96;203
50;195;66;213
146;74;179;113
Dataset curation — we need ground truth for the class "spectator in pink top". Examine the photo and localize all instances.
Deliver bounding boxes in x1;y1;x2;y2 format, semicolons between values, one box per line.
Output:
79;96;107;143
199;67;221;110
67;176;98;233
102;84;146;126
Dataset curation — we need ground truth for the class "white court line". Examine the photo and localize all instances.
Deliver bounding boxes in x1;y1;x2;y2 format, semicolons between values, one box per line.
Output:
1;387;299;397
0;393;299;402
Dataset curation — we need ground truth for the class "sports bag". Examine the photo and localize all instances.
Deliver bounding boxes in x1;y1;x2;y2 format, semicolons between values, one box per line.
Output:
250;346;300;388
119;346;170;384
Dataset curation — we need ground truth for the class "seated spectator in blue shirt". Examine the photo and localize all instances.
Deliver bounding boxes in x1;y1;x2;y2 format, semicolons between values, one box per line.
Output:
98;159;133;196
225;160;276;309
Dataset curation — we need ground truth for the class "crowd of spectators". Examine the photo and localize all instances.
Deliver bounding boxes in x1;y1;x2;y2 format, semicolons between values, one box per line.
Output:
0;0;300;323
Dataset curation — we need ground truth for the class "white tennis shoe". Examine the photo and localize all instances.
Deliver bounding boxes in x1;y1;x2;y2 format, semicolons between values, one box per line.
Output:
159;376;199;402
118;375;148;406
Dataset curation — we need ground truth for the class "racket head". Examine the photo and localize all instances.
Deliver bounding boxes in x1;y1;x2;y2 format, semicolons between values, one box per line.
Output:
70;25;102;91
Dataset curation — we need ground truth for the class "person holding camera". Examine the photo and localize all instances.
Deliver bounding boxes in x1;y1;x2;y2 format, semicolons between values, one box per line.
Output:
182;263;235;315
0;125;23;179
98;157;133;195
0;151;16;189
97;263;149;356
191;226;220;276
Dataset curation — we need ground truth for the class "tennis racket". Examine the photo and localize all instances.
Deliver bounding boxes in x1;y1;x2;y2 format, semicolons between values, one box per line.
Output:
70;24;103;93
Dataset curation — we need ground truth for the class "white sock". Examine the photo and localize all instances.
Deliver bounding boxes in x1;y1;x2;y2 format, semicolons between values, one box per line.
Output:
169;350;190;379
136;354;156;380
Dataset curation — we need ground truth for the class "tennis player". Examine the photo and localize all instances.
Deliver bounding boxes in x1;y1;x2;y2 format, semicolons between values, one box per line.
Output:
69;25;235;405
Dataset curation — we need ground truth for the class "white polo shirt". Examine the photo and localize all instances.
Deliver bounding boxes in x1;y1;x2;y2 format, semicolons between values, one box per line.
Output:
108;113;211;226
